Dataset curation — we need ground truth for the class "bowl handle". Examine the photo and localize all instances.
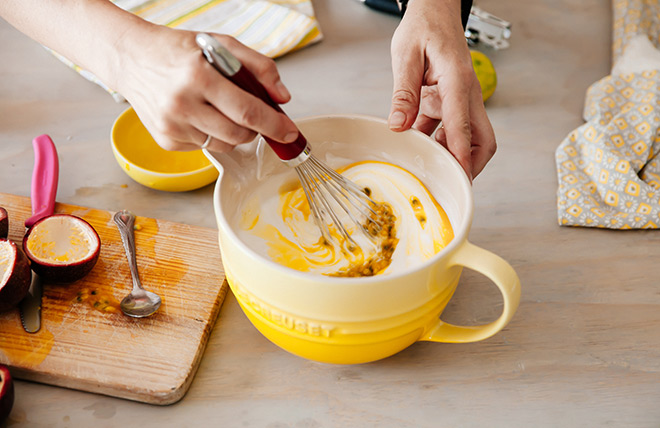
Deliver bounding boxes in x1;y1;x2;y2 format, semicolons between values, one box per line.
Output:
422;241;521;343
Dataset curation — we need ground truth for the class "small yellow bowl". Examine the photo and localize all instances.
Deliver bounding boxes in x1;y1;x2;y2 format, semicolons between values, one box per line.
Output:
111;107;218;192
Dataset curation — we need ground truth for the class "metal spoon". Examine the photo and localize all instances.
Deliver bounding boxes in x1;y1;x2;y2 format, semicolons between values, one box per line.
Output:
113;210;162;318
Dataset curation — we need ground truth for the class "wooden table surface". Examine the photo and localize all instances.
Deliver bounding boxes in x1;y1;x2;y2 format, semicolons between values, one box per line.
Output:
3;1;659;427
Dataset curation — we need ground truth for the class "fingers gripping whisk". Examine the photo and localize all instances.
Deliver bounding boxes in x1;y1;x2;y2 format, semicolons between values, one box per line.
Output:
196;33;383;250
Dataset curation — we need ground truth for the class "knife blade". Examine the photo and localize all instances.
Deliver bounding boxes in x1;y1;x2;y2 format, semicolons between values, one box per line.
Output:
19;273;42;333
19;134;59;334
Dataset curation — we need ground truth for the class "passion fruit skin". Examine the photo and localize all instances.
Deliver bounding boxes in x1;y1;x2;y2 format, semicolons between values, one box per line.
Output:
22;215;101;284
0;207;7;239
28;252;100;284
0;364;14;424
0;239;31;313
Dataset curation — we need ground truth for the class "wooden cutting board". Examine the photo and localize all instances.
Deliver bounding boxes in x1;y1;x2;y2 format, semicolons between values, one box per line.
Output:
0;193;228;405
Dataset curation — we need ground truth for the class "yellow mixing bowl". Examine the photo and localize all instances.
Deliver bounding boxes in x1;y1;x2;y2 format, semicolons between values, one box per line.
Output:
111;107;218;192
207;115;520;364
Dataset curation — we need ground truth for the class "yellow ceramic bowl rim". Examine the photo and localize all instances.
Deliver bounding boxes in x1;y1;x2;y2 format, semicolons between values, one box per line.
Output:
111;107;217;178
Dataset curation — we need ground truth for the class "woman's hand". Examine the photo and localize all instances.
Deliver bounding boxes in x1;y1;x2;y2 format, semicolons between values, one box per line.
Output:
388;0;496;180
0;0;299;153
113;26;300;152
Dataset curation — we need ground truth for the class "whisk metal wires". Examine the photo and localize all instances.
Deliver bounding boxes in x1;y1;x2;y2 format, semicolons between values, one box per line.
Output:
294;153;382;249
196;33;383;250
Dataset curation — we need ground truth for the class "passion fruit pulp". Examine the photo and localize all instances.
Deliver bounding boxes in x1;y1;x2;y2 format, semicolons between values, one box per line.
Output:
0;239;31;313
0;364;14;424
23;214;100;284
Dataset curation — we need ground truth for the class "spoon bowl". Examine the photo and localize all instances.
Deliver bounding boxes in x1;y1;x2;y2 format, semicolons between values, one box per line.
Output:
113;210;162;318
120;290;161;318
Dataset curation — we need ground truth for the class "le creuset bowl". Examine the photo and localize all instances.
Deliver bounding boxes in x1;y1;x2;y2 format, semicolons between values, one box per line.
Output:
206;114;520;364
111;107;218;192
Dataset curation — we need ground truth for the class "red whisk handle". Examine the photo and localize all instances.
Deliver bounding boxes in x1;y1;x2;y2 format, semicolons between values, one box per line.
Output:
196;33;307;162
229;66;308;161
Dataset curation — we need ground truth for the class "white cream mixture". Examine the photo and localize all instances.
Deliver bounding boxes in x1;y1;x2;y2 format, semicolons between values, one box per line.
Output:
235;161;453;276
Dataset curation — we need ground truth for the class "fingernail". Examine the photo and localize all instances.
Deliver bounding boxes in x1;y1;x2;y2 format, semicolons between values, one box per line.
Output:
389;111;406;129
276;81;290;99
284;131;299;143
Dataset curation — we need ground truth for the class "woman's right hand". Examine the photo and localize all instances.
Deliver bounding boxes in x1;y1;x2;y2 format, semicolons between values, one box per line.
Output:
112;25;300;153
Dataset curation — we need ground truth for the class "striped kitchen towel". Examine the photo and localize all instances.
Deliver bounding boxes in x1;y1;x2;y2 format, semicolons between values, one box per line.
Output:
53;0;323;101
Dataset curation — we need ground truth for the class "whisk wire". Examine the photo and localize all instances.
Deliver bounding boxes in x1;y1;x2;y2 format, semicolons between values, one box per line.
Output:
297;160;359;249
303;161;366;245
295;168;332;244
308;157;383;233
310;158;381;219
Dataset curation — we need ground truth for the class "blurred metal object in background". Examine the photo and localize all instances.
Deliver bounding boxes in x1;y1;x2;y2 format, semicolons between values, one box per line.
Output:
465;5;511;50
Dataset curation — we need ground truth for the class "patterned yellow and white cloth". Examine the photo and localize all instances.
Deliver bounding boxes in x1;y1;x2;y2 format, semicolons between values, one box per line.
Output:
555;0;660;229
53;0;322;101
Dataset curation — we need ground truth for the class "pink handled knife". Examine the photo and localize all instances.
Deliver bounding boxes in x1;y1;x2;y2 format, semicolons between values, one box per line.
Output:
24;135;59;228
19;134;59;333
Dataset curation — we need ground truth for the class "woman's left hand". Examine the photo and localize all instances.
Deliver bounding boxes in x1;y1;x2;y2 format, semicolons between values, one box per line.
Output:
388;0;496;181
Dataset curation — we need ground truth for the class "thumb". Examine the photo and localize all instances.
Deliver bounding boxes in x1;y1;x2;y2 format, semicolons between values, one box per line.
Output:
389;46;424;131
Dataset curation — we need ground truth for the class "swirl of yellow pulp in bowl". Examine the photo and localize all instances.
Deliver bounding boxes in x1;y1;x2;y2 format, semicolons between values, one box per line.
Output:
238;161;454;277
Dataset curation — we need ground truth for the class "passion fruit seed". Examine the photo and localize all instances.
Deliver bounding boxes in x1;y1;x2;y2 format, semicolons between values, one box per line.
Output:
76;288;120;313
330;202;399;278
0;207;7;239
23;214;101;284
0;239;31;313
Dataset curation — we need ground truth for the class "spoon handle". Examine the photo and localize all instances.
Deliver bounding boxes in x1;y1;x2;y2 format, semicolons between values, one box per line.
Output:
113;210;143;292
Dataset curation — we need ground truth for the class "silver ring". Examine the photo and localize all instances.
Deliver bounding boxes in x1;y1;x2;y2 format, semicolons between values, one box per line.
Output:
201;134;212;149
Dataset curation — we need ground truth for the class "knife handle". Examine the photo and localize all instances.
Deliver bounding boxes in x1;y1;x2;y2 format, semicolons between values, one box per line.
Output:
25;135;59;228
363;0;403;16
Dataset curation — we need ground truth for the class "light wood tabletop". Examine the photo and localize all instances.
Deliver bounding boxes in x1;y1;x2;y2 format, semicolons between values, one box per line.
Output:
2;0;659;427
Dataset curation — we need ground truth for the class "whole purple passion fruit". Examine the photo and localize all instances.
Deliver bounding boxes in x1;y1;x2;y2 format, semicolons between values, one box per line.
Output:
0;364;14;424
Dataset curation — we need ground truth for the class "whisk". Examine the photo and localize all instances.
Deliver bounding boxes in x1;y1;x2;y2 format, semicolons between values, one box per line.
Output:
196;33;381;249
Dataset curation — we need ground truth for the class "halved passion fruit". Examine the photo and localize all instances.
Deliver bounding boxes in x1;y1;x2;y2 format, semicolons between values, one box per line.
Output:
23;214;101;284
0;207;7;239
0;239;31;312
0;364;14;424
